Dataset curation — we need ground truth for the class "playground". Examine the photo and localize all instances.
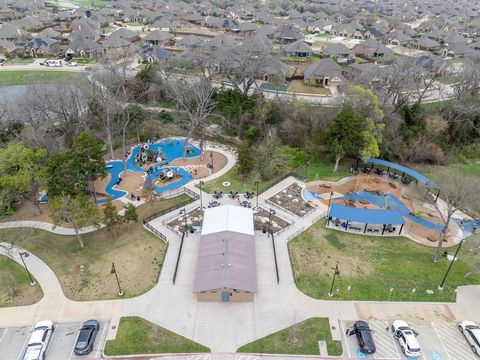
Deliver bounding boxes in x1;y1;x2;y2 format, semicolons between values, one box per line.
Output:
302;159;476;246
94;138;228;204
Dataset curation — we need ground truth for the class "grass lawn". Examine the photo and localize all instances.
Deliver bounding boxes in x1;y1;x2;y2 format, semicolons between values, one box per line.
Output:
4;58;35;65
198;165;274;194
73;0;109;7
280;55;322;63
303;160;350;182
0;195;189;301
289;219;480;302
288;80;332;96
0;70;80;86
458;161;480;177
0;256;43;307
72;57;94;65
237;317;342;356
104;316;210;355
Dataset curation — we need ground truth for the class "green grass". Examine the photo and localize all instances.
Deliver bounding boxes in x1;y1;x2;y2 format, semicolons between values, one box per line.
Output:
458;162;480;177
0;256;43;307
104;317;210;355
280;55;322;63
237;317;342;356
0;195;189;301
73;0;109;7
289;219;480;302
303;160;351;182
72;58;94;64
0;70;80;86
198;165;274;194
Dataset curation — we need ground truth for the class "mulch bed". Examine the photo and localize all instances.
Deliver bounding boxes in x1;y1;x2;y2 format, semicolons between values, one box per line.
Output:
268;182;314;217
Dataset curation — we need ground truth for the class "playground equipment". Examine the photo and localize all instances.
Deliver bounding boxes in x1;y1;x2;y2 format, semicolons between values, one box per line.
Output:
136;143;165;165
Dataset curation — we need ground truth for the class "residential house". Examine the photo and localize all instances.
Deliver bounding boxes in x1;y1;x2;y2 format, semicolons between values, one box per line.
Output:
109;28;140;43
69;19;101;41
231;22;257;37
183;13;204;26
65;35;100;58
151;18;174;32
143;30;175;46
176;34;203;50
412;36;441;52
302;58;345;89
141;45;174;63
386;30;413;46
322;43;355;64
353;39;393;59
261;55;289;83
284;40;313;58
274;25;303;44
442;43;475;58
0;7;20;20
0;24;28;45
24;36;60;57
40;28;61;40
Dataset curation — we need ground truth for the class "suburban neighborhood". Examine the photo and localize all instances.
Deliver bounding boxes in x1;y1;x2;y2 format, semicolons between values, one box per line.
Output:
0;0;480;359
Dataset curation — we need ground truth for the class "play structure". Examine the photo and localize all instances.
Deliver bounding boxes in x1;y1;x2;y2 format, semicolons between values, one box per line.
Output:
304;158;476;244
98;138;201;203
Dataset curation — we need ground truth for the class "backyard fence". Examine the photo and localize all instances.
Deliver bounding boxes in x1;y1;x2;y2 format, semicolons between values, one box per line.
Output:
143;221;167;242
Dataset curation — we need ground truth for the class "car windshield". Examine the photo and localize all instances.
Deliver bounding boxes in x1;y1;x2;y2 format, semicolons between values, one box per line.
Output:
398;326;410;331
466;325;480;330
407;344;421;353
403;330;413;335
33;326;48;331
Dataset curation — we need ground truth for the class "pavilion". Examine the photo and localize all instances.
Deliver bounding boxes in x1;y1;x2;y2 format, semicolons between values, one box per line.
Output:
327;203;405;236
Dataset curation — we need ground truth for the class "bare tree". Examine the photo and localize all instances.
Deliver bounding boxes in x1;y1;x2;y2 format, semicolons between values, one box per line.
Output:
165;75;216;156
423;172;480;263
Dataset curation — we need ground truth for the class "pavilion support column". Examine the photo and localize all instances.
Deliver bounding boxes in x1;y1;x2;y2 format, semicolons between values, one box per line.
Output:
327;216;331;226
382;224;386;235
371;163;374;170
387;166;390;174
401;172;405;179
364;223;368;233
399;223;404;235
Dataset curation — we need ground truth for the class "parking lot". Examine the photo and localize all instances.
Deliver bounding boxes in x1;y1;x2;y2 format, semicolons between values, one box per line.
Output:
0;320;109;360
340;320;477;360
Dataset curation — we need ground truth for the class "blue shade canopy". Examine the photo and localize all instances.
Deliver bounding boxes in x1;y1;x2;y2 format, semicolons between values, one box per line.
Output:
329;204;405;225
367;158;440;190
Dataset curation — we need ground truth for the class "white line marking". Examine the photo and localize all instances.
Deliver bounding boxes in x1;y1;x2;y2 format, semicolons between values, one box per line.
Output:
95;321;109;359
67;329;76;360
17;327;32;360
340;321;352;359
0;328;7;344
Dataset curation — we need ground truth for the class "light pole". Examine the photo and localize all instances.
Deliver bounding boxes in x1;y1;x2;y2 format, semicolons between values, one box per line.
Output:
254;181;259;208
438;226;476;290
327;191;334;218
328;262;340;297
268;208;276;236
199;180;204;208
210;151;214;171
111;262;124;296
304;158;310;181
180;208;188;236
18;251;36;286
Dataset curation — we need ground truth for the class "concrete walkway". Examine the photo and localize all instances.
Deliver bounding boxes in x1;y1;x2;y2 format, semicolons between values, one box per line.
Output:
1;176;479;353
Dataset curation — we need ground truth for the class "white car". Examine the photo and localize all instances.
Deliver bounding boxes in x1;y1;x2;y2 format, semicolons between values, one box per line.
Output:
391;320;422;358
459;321;480;355
22;321;54;360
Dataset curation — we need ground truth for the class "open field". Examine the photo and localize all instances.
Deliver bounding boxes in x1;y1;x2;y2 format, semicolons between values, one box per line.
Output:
0;195;189;301
237;317;342;356
0;256;43;307
0;70;80;86
104;316;210;355
289;219;480;302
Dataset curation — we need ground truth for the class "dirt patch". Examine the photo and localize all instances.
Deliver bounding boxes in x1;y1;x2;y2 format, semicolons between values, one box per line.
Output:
170;150;228;179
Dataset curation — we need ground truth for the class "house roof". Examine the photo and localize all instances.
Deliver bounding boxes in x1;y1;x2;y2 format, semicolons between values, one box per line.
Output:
354;39;392;55
177;34;203;47
303;58;345;81
285;39;313;53
0;23;27;39
25;36;58;50
40;27;61;38
109;27;138;40
143;30;173;41
194;205;256;293
323;43;353;55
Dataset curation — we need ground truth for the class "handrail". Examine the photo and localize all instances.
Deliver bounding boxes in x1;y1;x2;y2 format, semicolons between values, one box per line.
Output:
143;187;198;223
271;231;280;284
143;221;167;242
172;231;186;284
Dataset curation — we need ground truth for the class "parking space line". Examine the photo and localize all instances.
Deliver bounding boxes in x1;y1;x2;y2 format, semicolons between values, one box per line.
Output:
431;322;451;360
431;322;476;360
369;320;400;360
0;328;7;344
95;321;109;359
339;321;352;358
16;327;31;360
67;330;76;360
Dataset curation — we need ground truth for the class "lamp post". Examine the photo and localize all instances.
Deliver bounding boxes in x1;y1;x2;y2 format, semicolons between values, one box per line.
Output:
199;180;204;208
355;156;361;172
304;158;310;181
254;181;259;208
438;226;476;290
210;151;214;171
180;208;188;236
111;262;124;296
328;262;340;297
268;208;276;236
18;251;36;286
327;191;334;218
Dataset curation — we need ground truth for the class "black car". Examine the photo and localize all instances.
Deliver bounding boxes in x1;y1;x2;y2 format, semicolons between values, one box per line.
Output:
74;320;99;355
353;320;376;354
